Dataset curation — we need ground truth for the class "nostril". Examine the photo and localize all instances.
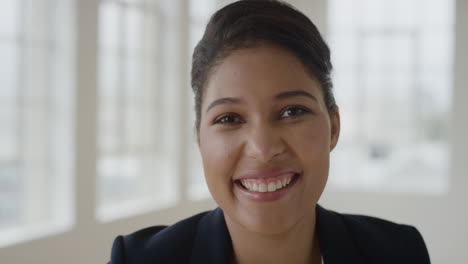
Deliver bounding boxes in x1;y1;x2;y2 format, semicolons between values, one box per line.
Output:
244;132;286;163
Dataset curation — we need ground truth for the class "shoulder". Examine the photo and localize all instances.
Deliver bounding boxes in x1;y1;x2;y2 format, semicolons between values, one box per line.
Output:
316;206;430;263
109;210;210;264
340;211;430;262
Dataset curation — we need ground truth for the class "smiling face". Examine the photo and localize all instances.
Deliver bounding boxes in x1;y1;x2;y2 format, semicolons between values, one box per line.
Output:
198;43;340;235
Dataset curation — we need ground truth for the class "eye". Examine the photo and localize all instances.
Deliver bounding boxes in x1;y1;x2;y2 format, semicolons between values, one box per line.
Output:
280;105;311;119
214;113;243;125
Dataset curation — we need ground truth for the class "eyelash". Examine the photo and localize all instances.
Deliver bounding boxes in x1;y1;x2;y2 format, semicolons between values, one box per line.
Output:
280;105;311;119
214;113;243;125
213;106;311;125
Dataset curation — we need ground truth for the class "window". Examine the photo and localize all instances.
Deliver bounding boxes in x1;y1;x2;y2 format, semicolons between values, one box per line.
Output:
97;0;181;220
328;0;454;193
0;0;75;246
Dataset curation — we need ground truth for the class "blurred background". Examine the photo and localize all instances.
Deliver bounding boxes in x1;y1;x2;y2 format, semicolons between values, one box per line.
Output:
0;0;466;263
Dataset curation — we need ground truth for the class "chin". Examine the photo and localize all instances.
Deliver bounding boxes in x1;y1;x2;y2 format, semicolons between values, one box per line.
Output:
241;211;299;235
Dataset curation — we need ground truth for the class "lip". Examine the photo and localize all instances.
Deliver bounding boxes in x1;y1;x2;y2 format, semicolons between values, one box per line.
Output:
233;167;301;202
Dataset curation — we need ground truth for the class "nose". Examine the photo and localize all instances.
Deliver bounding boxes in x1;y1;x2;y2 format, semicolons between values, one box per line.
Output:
244;121;286;163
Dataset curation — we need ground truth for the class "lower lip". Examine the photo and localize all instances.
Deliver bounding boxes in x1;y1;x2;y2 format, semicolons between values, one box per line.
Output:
234;174;300;202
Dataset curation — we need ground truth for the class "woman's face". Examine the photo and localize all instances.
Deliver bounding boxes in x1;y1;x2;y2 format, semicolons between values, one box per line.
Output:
198;43;340;235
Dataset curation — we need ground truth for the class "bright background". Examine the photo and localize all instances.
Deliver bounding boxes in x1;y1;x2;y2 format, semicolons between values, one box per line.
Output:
0;0;466;263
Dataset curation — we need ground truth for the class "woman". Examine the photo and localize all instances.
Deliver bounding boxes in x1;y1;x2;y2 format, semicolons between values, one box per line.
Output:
109;1;430;263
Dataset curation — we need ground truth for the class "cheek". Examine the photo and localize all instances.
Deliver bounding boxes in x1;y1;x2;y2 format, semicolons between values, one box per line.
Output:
289;120;331;160
288;120;331;193
199;129;240;201
200;131;237;167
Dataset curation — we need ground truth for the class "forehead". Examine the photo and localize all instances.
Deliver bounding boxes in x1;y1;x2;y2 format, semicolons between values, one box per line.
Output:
203;43;322;104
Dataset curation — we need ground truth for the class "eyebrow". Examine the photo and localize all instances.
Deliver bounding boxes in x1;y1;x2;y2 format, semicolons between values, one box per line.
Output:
275;90;318;102
205;89;317;113
206;97;244;113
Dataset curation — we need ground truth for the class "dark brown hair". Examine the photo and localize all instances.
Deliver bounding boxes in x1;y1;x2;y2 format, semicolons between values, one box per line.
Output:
191;0;335;131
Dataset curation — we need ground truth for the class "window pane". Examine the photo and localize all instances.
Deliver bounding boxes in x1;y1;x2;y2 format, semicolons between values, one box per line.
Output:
328;0;454;193
0;0;19;37
99;1;120;54
0;42;19;229
97;0;177;220
0;0;74;247
124;7;143;57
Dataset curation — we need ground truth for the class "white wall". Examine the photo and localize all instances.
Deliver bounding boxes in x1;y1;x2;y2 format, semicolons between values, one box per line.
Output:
0;0;466;263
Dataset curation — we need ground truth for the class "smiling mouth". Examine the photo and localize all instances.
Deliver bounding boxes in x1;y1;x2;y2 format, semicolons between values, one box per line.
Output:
234;173;301;193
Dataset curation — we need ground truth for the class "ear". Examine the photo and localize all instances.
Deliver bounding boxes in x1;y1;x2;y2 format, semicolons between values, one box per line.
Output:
329;106;340;151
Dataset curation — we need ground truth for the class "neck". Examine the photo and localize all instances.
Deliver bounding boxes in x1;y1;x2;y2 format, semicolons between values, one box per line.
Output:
225;211;321;264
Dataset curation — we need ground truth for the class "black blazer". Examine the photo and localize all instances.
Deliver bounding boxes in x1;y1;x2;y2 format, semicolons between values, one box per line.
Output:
109;205;430;264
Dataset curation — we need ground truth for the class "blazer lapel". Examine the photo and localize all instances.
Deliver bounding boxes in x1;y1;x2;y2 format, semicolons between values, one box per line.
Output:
190;205;365;264
316;205;365;263
190;208;233;264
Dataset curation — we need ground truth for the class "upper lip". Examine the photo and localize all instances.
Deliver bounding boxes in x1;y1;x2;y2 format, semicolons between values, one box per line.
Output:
233;167;300;181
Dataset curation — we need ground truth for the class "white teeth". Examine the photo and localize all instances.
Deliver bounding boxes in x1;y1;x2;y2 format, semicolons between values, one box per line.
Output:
252;183;258;191
267;182;277;192
241;180;246;188
240;175;296;192
276;180;282;189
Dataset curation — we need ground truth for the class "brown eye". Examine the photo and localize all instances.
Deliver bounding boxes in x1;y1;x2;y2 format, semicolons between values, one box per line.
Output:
214;114;243;125
280;106;311;119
